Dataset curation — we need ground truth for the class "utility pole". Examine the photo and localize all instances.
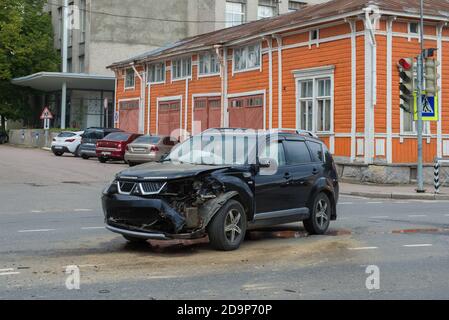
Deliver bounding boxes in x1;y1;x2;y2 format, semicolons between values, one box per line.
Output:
416;0;425;193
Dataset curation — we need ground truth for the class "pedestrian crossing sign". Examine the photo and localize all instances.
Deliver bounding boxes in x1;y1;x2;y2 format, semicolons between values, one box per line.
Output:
413;93;439;121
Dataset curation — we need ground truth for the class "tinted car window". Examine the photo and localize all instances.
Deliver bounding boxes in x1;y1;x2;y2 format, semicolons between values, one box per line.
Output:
83;130;103;140
104;132;132;141
162;137;176;146
58;132;76;138
284;140;312;164
133;135;161;144
261;141;286;166
307;141;324;162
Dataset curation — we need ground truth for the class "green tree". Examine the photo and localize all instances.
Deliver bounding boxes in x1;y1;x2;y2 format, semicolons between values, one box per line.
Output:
0;0;59;130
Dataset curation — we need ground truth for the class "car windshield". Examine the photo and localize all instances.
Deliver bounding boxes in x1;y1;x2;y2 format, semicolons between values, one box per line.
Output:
132;135;160;144
165;132;259;166
104;132;131;141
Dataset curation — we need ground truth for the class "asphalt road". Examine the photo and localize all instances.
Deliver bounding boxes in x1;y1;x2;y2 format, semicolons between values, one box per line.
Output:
1;144;449;299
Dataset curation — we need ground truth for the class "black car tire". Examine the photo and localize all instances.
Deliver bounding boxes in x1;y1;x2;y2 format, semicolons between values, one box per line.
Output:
128;162;137;167
81;154;89;160
99;157;107;163
207;199;247;251
303;192;331;235
53;151;64;156
74;146;80;157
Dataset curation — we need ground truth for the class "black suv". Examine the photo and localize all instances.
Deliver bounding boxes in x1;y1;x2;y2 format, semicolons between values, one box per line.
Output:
78;127;122;159
102;129;339;251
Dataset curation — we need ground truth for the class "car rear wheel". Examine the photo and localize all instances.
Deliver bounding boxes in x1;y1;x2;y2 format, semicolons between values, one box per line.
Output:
303;192;331;235
98;157;107;163
81;154;89;160
53;151;63;156
207;199;246;251
128;162;137;167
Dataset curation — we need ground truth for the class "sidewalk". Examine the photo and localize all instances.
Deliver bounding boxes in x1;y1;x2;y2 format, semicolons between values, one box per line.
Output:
340;182;449;200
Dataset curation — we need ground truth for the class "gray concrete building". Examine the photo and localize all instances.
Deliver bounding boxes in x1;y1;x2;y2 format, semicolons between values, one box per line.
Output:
13;0;329;130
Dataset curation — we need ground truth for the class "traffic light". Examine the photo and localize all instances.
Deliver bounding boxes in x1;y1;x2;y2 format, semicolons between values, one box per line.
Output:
424;58;440;96
398;57;416;113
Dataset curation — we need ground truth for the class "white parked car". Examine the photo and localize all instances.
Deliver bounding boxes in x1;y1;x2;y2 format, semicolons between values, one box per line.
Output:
51;131;84;157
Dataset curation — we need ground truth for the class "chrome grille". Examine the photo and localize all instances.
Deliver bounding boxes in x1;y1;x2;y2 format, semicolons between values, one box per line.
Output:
140;181;166;195
118;181;136;194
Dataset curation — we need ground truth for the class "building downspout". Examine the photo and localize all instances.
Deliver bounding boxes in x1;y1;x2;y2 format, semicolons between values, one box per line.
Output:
363;6;379;164
273;35;283;129
264;36;274;129
147;83;151;134
185;78;189;139
131;63;145;134
215;45;227;127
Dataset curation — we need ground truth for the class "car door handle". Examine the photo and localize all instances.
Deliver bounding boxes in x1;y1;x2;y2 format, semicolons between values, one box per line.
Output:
312;168;319;175
284;172;291;180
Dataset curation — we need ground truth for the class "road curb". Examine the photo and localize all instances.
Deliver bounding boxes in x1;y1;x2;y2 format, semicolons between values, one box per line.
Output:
341;191;449;200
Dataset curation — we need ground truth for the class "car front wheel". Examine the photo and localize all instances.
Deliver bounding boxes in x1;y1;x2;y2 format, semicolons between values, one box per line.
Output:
303;192;331;235
98;157;107;163
207;199;246;251
53;151;63;156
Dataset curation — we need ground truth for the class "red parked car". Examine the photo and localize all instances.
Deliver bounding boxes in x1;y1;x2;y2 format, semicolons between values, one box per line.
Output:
96;132;142;163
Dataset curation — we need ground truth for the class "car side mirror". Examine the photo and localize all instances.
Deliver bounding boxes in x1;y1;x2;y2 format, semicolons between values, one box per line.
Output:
259;158;272;168
258;158;278;176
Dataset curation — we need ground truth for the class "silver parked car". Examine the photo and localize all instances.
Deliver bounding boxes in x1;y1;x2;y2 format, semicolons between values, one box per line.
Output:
124;135;177;166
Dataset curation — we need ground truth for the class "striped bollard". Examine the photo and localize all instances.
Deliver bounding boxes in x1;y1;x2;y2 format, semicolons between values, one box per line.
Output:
434;161;440;194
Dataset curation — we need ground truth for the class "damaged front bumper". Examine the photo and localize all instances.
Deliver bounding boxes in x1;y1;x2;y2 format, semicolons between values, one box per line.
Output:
102;193;206;240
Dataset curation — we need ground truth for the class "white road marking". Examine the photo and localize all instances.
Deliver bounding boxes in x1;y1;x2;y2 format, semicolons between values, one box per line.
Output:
18;229;56;233
81;226;105;230
369;216;389;219
0;272;20;276
74;209;93;212
408;215;427;217
0;268;14;272
338;202;353;205
348;247;378;250
31;210;42;213
367;202;383;204
444;214;449;217
403;244;433;248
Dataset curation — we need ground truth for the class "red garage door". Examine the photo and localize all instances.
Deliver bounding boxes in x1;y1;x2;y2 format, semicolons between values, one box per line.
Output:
158;100;181;137
228;95;264;129
119;100;139;133
193;97;221;134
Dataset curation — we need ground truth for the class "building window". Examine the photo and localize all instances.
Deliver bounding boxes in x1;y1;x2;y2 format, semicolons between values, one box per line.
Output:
233;43;261;72
79;0;86;43
58;7;63;46
171;57;192;80
288;0;307;12
148;62;165;83
125;68;135;88
401;110;430;134
199;52;220;76
297;76;333;133
67;58;72;73
258;0;276;19
310;29;319;41
409;22;419;34
79;55;85;73
226;1;245;28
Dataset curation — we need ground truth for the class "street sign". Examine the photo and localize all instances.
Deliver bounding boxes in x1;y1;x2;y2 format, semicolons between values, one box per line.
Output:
40;107;54;120
414;93;439;121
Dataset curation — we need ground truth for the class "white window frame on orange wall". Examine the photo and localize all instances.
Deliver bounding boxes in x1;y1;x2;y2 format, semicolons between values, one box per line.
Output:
294;65;335;135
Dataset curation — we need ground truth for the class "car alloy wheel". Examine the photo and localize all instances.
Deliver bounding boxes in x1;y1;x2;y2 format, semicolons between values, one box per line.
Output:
224;209;243;244
303;192;331;235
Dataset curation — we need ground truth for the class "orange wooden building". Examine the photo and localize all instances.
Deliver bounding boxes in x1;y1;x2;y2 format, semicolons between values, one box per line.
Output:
108;0;449;183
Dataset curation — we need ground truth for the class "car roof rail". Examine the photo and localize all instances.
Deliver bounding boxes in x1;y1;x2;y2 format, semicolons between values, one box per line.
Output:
268;128;319;138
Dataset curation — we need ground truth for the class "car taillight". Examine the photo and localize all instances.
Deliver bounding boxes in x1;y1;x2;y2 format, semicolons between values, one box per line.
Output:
150;146;159;152
65;139;75;142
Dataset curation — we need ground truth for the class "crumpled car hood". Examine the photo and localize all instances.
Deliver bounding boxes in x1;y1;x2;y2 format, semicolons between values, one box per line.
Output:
117;161;229;180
